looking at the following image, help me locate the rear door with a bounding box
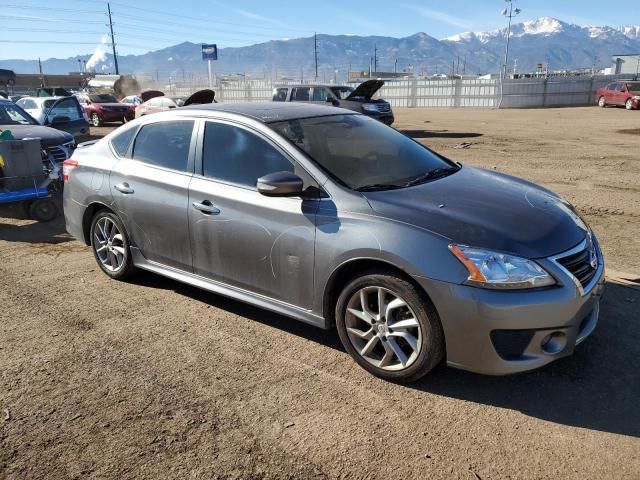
[110,118,196,271]
[310,87,331,104]
[188,119,320,308]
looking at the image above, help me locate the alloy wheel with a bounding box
[93,217,126,272]
[344,286,422,371]
[91,113,100,127]
[598,97,606,107]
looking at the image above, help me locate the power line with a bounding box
[0,3,104,14]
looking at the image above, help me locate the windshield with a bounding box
[270,114,458,190]
[330,86,355,100]
[626,82,640,93]
[89,94,118,103]
[0,103,38,125]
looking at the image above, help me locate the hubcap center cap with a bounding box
[377,324,387,335]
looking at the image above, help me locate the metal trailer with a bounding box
[0,138,61,222]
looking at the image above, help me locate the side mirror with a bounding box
[257,171,304,197]
[326,97,339,106]
[49,115,70,126]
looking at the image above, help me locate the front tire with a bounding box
[335,272,444,383]
[598,96,606,108]
[90,211,136,280]
[91,113,101,127]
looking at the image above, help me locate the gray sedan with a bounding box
[63,103,604,382]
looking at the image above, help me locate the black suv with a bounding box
[272,80,394,125]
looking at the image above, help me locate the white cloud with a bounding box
[410,6,471,30]
[235,8,284,26]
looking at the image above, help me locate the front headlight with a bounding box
[362,103,379,112]
[449,244,555,289]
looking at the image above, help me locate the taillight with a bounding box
[62,159,78,181]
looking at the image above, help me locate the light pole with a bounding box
[501,0,521,80]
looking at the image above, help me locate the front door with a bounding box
[44,97,88,136]
[110,119,196,271]
[188,120,319,309]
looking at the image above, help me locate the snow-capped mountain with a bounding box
[1,17,639,78]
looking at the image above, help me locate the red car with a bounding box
[596,81,640,110]
[75,93,135,126]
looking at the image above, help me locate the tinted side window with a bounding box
[312,88,329,101]
[132,121,194,171]
[47,98,83,121]
[291,87,310,101]
[110,126,136,157]
[272,88,288,102]
[202,122,293,188]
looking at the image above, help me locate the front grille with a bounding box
[46,142,73,162]
[555,240,597,288]
[375,103,391,113]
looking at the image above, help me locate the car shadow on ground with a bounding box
[0,206,73,244]
[133,270,639,438]
[399,129,483,139]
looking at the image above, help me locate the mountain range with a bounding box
[1,17,639,80]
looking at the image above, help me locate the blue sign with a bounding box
[202,44,218,61]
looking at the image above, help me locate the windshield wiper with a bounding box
[355,183,404,192]
[402,166,459,188]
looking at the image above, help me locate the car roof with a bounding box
[275,84,351,89]
[19,96,70,102]
[181,101,354,123]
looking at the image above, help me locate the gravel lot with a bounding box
[1,107,639,479]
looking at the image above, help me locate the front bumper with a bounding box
[413,247,605,375]
[100,110,134,122]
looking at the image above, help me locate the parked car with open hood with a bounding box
[0,98,75,162]
[63,102,603,382]
[135,89,216,118]
[16,96,89,137]
[75,93,134,126]
[273,80,394,125]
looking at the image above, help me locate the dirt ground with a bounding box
[1,107,639,480]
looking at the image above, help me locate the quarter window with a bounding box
[132,121,194,171]
[272,88,288,102]
[202,121,293,188]
[110,126,137,157]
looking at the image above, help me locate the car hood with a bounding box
[94,102,129,108]
[140,90,164,102]
[2,124,74,147]
[184,89,216,105]
[346,80,385,100]
[363,166,588,259]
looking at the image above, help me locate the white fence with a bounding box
[160,74,634,109]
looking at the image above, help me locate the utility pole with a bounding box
[501,0,521,80]
[107,3,119,75]
[374,44,378,73]
[314,33,318,80]
[394,58,398,73]
[38,57,44,87]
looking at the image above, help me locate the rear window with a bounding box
[110,126,136,157]
[626,82,640,93]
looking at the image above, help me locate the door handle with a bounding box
[114,182,134,194]
[192,200,220,215]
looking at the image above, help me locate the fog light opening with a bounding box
[541,332,567,355]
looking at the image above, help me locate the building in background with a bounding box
[612,54,640,75]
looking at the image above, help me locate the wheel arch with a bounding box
[322,257,436,328]
[81,201,115,245]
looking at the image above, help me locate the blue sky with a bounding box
[0,0,637,60]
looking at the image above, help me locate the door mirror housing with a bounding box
[326,97,339,106]
[257,171,304,197]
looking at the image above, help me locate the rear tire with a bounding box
[90,211,136,280]
[598,96,606,108]
[625,99,634,110]
[29,198,58,222]
[335,272,444,383]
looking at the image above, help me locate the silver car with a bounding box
[63,103,605,382]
